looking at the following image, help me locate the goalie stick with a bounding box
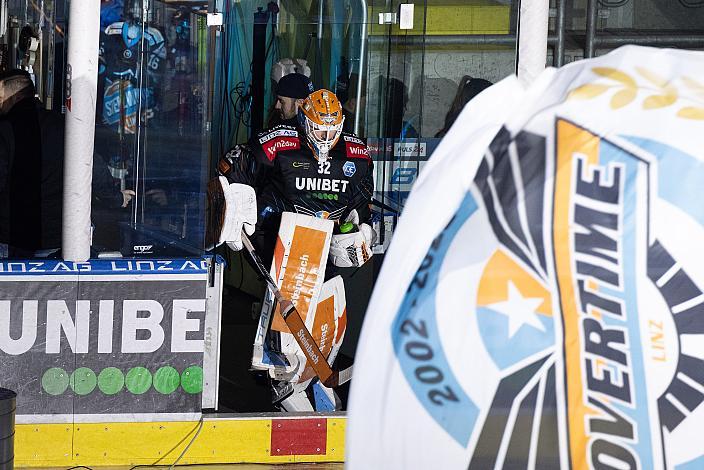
[236,233,353,388]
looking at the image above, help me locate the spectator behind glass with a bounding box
[435,76,493,138]
[366,76,418,139]
[342,73,366,135]
[0,70,43,257]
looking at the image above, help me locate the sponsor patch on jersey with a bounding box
[295,177,350,193]
[259,128,298,144]
[292,161,311,170]
[343,135,365,145]
[345,140,369,160]
[343,161,357,177]
[262,137,300,161]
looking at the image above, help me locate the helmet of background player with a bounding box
[297,89,345,162]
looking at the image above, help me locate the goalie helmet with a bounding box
[298,89,345,162]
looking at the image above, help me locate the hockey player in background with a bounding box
[98,0,166,135]
[267,72,314,128]
[96,0,167,195]
[208,89,376,411]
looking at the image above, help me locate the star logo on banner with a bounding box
[486,281,546,339]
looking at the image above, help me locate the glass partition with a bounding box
[366,0,519,249]
[211,0,372,155]
[1,0,66,259]
[92,0,211,257]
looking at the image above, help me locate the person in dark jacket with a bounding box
[0,70,44,256]
[0,69,133,258]
[435,76,493,138]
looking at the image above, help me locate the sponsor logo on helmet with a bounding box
[315,210,331,219]
[217,158,232,175]
[343,161,357,177]
[321,113,337,124]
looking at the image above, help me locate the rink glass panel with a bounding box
[91,0,210,256]
[364,1,519,247]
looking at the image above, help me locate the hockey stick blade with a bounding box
[238,233,339,386]
[323,365,353,388]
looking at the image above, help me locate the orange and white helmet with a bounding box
[297,89,345,161]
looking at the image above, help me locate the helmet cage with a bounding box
[299,110,344,161]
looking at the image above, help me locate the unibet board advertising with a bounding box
[0,259,208,418]
[348,46,704,469]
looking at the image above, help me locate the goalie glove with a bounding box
[329,211,376,268]
[206,176,257,251]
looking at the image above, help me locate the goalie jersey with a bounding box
[217,125,374,263]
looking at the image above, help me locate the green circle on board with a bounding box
[181,366,203,394]
[70,367,97,395]
[125,367,153,395]
[153,366,180,395]
[42,367,69,396]
[97,367,125,395]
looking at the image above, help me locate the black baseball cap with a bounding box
[276,73,314,99]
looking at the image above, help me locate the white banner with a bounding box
[348,46,704,469]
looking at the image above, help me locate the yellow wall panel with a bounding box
[369,3,511,37]
[16,417,346,467]
[15,424,73,466]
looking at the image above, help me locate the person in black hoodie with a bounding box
[435,76,493,138]
[0,70,43,257]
